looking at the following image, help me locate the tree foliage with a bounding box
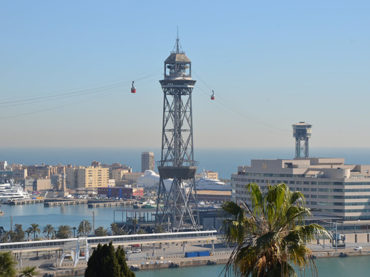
[43,224,55,239]
[111,223,126,235]
[223,183,330,277]
[94,226,108,236]
[0,251,17,277]
[18,266,38,277]
[13,224,25,242]
[29,224,40,240]
[56,225,72,239]
[78,220,92,236]
[85,242,135,277]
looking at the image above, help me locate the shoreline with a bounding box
[38,248,370,276]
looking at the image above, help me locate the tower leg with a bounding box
[295,138,301,158]
[304,138,309,158]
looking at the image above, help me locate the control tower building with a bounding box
[292,122,312,158]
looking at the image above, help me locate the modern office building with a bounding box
[141,152,155,172]
[231,157,370,221]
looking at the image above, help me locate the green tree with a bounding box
[223,183,330,277]
[78,220,92,236]
[154,225,164,233]
[56,225,72,239]
[0,252,17,277]
[18,266,38,277]
[13,224,25,242]
[94,226,108,236]
[43,224,54,239]
[25,228,32,241]
[29,224,40,240]
[111,223,126,235]
[85,242,135,277]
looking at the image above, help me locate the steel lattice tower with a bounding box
[155,37,199,231]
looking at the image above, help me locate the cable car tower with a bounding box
[155,36,199,231]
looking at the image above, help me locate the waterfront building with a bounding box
[196,170,219,180]
[194,177,231,203]
[27,165,58,178]
[231,158,370,221]
[76,166,109,188]
[65,166,78,189]
[111,168,131,182]
[121,172,144,185]
[97,187,144,199]
[25,177,52,191]
[12,167,28,182]
[0,161,8,170]
[141,152,155,172]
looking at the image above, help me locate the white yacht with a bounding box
[0,183,30,203]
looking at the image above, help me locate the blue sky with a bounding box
[1,0,370,148]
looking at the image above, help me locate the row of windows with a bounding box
[234,179,370,187]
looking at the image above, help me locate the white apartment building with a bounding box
[232,158,370,221]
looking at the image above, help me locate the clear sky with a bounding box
[1,0,370,149]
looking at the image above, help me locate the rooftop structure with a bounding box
[292,122,312,158]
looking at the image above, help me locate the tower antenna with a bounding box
[176,26,180,53]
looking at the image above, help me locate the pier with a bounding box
[87,199,135,208]
[44,199,88,207]
[6,199,44,205]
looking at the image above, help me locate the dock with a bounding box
[87,199,135,208]
[44,199,88,207]
[7,199,44,205]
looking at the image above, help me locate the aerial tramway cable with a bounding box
[193,71,290,134]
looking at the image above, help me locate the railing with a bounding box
[0,230,218,251]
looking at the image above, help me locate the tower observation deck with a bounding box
[155,37,199,231]
[292,122,312,158]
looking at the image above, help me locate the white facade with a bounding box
[231,158,370,221]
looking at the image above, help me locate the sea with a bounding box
[1,147,370,179]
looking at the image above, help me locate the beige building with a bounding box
[76,166,109,188]
[232,158,370,221]
[141,152,155,172]
[111,168,131,182]
[25,177,52,192]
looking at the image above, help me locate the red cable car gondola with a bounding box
[131,81,136,93]
[211,90,215,100]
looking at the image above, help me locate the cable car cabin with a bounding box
[131,81,136,93]
[211,90,215,100]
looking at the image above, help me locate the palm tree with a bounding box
[223,183,330,277]
[25,228,32,241]
[18,266,38,277]
[94,226,108,236]
[78,220,92,237]
[43,225,54,240]
[29,224,40,240]
[56,225,72,239]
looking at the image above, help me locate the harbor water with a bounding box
[135,256,370,277]
[0,203,144,231]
